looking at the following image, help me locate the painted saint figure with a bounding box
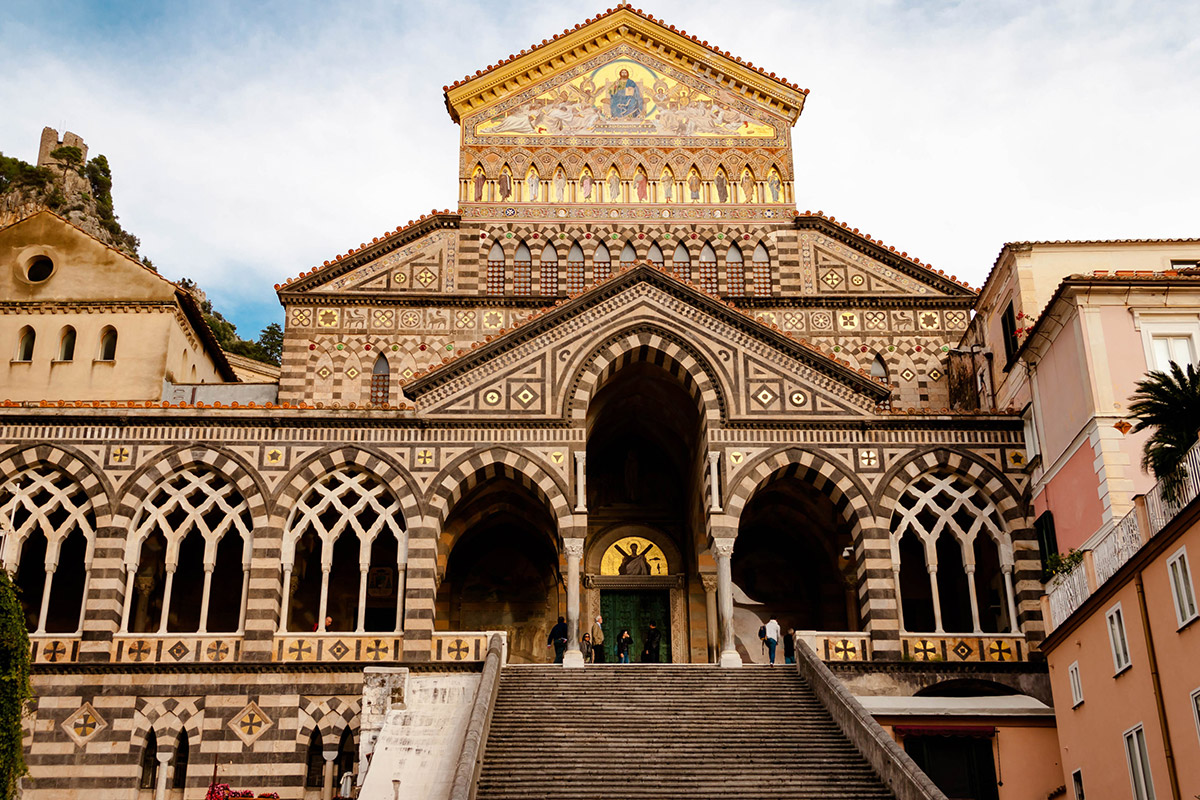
[768,171,781,203]
[526,171,540,202]
[498,171,512,201]
[634,170,648,202]
[609,69,644,118]
[661,169,674,202]
[472,170,486,202]
[615,542,655,576]
[688,171,701,201]
[554,169,566,203]
[607,170,621,203]
[581,170,593,201]
[741,171,755,203]
[715,171,728,203]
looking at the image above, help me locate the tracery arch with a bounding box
[593,242,612,283]
[282,466,407,633]
[750,241,771,296]
[670,242,690,280]
[0,465,96,633]
[699,242,718,294]
[122,466,254,634]
[889,471,1018,634]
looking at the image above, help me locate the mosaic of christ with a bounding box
[475,58,776,138]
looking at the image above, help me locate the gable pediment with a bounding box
[404,267,888,422]
[465,46,786,148]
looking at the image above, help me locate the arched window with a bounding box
[2,466,96,634]
[620,242,637,268]
[98,327,117,361]
[305,729,324,788]
[670,243,690,279]
[699,243,718,294]
[514,241,532,296]
[125,468,253,634]
[15,327,35,362]
[486,241,505,295]
[890,473,1018,634]
[172,730,189,789]
[726,243,745,297]
[283,468,406,633]
[751,242,771,296]
[647,243,664,268]
[370,355,390,405]
[539,244,559,295]
[140,729,159,790]
[871,354,889,383]
[566,242,585,293]
[58,326,76,361]
[335,727,356,788]
[593,243,612,282]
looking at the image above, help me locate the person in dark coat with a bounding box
[580,632,594,663]
[547,616,568,663]
[784,627,796,664]
[642,621,662,663]
[616,629,633,664]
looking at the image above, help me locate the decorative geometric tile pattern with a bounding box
[229,701,273,747]
[62,702,106,747]
[317,308,339,327]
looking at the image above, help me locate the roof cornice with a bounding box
[443,6,806,125]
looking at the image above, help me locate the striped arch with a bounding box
[274,445,422,539]
[296,696,360,751]
[568,326,727,425]
[0,443,113,527]
[429,447,571,532]
[116,445,270,533]
[725,448,873,529]
[129,697,205,755]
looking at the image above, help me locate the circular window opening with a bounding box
[26,256,54,283]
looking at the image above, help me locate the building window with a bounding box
[699,242,717,294]
[1068,661,1084,707]
[647,242,663,268]
[593,242,612,283]
[1150,334,1196,372]
[619,241,637,268]
[172,730,189,789]
[1107,603,1132,673]
[305,729,324,788]
[139,729,159,790]
[1072,768,1085,799]
[539,243,558,295]
[370,355,390,406]
[566,242,585,294]
[98,327,117,361]
[670,242,690,280]
[726,243,745,297]
[513,242,532,296]
[25,255,54,283]
[902,732,999,800]
[1167,547,1198,627]
[1000,301,1019,366]
[486,241,505,295]
[58,326,76,361]
[15,326,35,362]
[1192,687,1200,747]
[751,242,771,295]
[1035,511,1058,576]
[1123,724,1157,800]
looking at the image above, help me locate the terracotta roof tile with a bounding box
[442,4,808,97]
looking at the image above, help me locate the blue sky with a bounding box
[2,0,1198,336]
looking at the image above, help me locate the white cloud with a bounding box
[2,0,1196,332]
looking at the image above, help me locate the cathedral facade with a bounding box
[1,7,1046,798]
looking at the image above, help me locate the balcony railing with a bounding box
[1046,436,1200,631]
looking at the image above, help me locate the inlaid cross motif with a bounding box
[448,639,470,660]
[43,640,67,662]
[913,640,938,660]
[988,641,1012,662]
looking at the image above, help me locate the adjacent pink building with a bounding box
[962,241,1200,800]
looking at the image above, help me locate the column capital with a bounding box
[711,538,735,559]
[700,573,718,593]
[562,538,584,560]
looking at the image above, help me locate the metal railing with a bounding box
[1047,436,1200,630]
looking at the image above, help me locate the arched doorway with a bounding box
[435,477,560,663]
[583,357,706,663]
[732,474,859,662]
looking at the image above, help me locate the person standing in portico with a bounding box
[764,617,781,665]
[547,616,568,663]
[591,614,606,663]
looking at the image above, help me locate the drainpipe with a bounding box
[1134,572,1180,800]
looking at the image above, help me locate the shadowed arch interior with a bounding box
[436,477,560,663]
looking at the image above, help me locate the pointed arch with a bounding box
[699,241,718,294]
[98,326,117,361]
[486,240,505,295]
[647,242,664,267]
[370,354,390,405]
[429,447,572,533]
[513,240,532,296]
[15,326,34,362]
[871,353,889,383]
[593,241,612,282]
[566,241,585,293]
[750,241,771,296]
[670,242,690,279]
[619,241,637,267]
[726,242,745,296]
[539,242,559,296]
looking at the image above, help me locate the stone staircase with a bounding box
[477,664,898,799]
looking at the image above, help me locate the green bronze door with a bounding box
[600,590,670,662]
